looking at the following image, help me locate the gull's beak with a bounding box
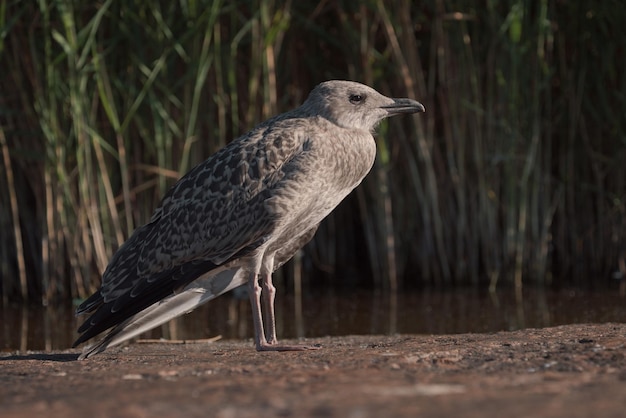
[381,98,425,114]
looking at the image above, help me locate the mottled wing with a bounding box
[100,120,308,300]
[74,117,314,345]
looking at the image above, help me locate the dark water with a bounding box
[1,287,625,352]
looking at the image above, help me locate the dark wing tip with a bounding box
[73,259,220,348]
[75,291,105,316]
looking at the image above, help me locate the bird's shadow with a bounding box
[0,352,79,362]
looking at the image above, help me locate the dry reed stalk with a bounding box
[0,127,28,301]
[0,1,624,304]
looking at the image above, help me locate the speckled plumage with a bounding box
[74,80,425,358]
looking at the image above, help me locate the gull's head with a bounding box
[301,80,425,132]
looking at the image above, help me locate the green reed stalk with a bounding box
[0,1,624,304]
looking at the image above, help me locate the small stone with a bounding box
[122,374,143,380]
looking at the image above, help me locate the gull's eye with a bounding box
[349,94,365,105]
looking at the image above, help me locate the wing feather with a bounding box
[99,119,307,301]
[74,116,316,346]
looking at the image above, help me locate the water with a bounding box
[1,287,625,352]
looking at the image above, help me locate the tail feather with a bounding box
[74,259,221,345]
[78,267,246,359]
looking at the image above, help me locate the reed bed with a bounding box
[0,1,624,304]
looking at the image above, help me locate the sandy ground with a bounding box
[1,323,625,417]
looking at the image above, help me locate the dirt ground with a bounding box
[1,323,625,418]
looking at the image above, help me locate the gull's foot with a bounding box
[255,342,322,352]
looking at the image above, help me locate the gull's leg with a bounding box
[250,270,320,352]
[247,272,268,350]
[261,271,278,344]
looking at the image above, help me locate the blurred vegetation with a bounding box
[0,0,624,305]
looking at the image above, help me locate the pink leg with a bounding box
[248,271,320,352]
[247,272,267,349]
[261,272,278,344]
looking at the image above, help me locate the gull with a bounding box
[73,80,425,359]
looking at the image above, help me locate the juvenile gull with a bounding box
[73,80,425,359]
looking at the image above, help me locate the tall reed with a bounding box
[0,1,624,304]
